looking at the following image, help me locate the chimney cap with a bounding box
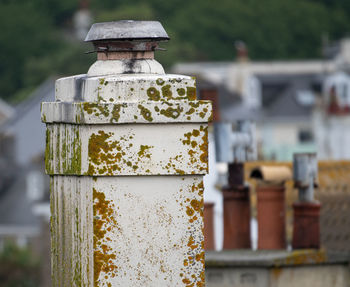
[85,20,169,42]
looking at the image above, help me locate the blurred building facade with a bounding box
[0,78,54,243]
[174,38,350,162]
[0,79,54,285]
[314,71,350,160]
[174,38,350,252]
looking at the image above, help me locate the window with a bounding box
[298,129,313,143]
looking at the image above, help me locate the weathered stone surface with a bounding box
[205,250,350,287]
[55,74,196,103]
[43,73,210,287]
[41,101,212,124]
[45,123,209,176]
[43,21,210,286]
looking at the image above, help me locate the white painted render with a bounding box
[43,58,211,286]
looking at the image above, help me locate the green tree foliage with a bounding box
[0,242,40,287]
[0,2,56,101]
[0,0,90,102]
[1,0,350,102]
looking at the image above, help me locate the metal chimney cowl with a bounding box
[85,20,169,76]
[292,152,321,249]
[41,20,211,286]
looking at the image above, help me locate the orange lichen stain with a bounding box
[208,110,213,122]
[198,126,208,171]
[189,101,200,108]
[163,154,186,174]
[186,207,194,216]
[185,107,195,116]
[161,84,172,99]
[199,111,206,118]
[83,103,109,117]
[147,87,160,101]
[87,131,120,175]
[181,273,204,287]
[110,104,123,123]
[87,130,142,175]
[137,145,153,158]
[159,262,167,273]
[138,104,153,122]
[180,126,208,172]
[156,78,165,86]
[177,88,186,96]
[93,188,118,286]
[88,131,115,164]
[186,87,197,100]
[187,236,198,250]
[195,251,205,262]
[160,106,184,119]
[192,130,200,137]
[197,272,205,286]
[272,267,283,279]
[283,249,326,266]
[198,106,209,119]
[175,168,185,175]
[179,179,206,284]
[190,199,204,217]
[188,149,195,158]
[198,182,204,197]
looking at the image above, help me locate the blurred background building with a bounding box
[174,39,350,162]
[1,0,350,286]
